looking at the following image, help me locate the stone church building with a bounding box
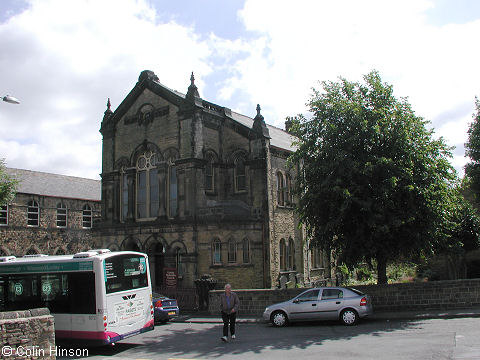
[94,70,327,290]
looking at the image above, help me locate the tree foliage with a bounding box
[0,159,17,206]
[465,98,480,207]
[289,70,458,284]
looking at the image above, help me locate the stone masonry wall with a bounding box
[0,308,55,360]
[208,278,480,316]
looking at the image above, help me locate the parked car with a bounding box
[153,293,180,323]
[263,287,372,327]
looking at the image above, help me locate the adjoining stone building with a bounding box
[0,168,101,256]
[94,70,328,289]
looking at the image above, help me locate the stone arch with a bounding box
[105,242,120,251]
[0,246,11,256]
[53,247,67,255]
[144,234,167,288]
[130,141,163,166]
[25,245,41,256]
[164,147,179,162]
[115,156,130,170]
[120,236,142,252]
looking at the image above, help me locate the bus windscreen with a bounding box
[104,255,148,294]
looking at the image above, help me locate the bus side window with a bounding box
[6,275,42,310]
[69,273,95,314]
[41,274,69,313]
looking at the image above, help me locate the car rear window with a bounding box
[347,287,364,295]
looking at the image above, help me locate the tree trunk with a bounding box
[377,256,387,284]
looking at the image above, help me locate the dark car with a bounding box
[153,294,180,323]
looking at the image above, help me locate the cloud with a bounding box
[0,0,214,179]
[222,0,480,174]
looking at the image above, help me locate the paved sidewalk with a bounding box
[171,307,480,324]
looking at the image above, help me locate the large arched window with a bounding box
[279,239,286,271]
[136,151,159,219]
[228,238,237,264]
[276,172,285,206]
[82,204,93,229]
[212,239,222,265]
[56,202,67,228]
[167,158,178,217]
[234,156,246,192]
[27,200,39,227]
[175,248,185,277]
[120,168,129,221]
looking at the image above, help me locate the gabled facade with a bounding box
[94,70,326,289]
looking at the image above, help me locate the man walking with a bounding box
[220,283,240,342]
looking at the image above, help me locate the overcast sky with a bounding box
[1,0,479,179]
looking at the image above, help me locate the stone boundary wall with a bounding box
[208,278,480,316]
[0,308,55,360]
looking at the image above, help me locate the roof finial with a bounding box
[256,104,261,116]
[190,72,195,86]
[107,98,111,111]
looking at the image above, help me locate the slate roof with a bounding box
[6,168,101,201]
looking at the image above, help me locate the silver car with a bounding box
[263,287,373,326]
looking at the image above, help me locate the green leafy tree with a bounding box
[0,159,17,206]
[465,98,480,207]
[289,70,458,284]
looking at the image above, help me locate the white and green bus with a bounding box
[0,250,154,346]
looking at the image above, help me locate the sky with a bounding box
[0,0,479,180]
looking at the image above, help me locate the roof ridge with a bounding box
[7,168,100,182]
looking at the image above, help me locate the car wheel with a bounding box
[340,309,358,326]
[271,311,288,327]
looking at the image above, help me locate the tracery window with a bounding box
[242,238,250,264]
[136,151,159,219]
[167,158,178,217]
[121,168,129,221]
[205,154,214,192]
[212,239,222,265]
[228,238,237,264]
[277,172,285,206]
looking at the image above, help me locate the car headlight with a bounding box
[264,307,270,313]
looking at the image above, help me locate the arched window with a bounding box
[136,152,159,219]
[312,247,324,268]
[288,238,295,270]
[121,168,129,221]
[234,157,246,192]
[276,172,285,206]
[56,202,67,228]
[175,248,184,277]
[27,200,39,227]
[279,239,286,271]
[205,154,214,192]
[212,239,222,265]
[0,205,8,226]
[242,238,250,264]
[82,204,92,229]
[285,173,293,206]
[168,158,178,217]
[228,238,237,264]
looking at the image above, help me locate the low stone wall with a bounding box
[0,308,55,359]
[208,278,480,316]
